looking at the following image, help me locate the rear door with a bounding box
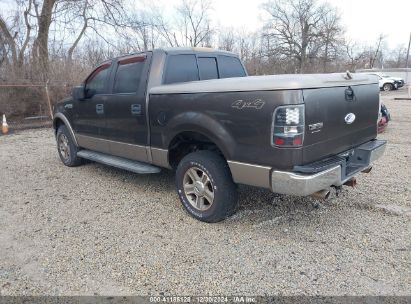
[302,83,380,163]
[103,53,151,162]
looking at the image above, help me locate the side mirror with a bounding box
[85,88,96,99]
[72,86,85,100]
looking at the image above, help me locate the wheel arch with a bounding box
[167,130,230,169]
[165,112,235,167]
[53,113,78,146]
[383,82,394,90]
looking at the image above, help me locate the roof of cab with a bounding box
[99,47,238,67]
[153,47,238,56]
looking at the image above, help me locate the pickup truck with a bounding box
[53,47,386,222]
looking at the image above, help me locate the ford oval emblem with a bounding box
[344,113,356,124]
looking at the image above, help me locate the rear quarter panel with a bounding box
[148,90,304,170]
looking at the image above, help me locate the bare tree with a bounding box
[0,0,34,70]
[262,0,342,73]
[175,0,213,47]
[0,17,18,67]
[318,7,343,72]
[128,12,155,51]
[66,0,90,60]
[344,39,360,71]
[218,28,236,52]
[237,30,253,62]
[149,6,180,47]
[32,0,58,79]
[57,0,128,61]
[370,34,385,69]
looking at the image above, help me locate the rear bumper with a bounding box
[271,139,386,195]
[271,165,342,196]
[228,139,386,196]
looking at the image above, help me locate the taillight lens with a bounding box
[272,105,305,147]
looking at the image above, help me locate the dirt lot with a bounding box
[0,89,410,296]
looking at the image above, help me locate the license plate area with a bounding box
[294,139,386,180]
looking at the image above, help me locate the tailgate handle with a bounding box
[345,87,355,101]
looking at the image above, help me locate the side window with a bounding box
[113,60,145,94]
[198,57,218,80]
[218,56,246,79]
[164,54,199,84]
[85,65,110,95]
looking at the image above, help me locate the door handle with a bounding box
[96,103,104,114]
[131,104,142,115]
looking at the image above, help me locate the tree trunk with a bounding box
[0,17,18,67]
[32,0,56,80]
[18,1,33,67]
[68,1,89,61]
[68,20,88,61]
[323,41,329,73]
[300,23,309,73]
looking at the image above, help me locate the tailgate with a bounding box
[302,83,379,164]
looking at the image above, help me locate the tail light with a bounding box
[271,105,305,147]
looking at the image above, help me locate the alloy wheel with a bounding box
[183,167,215,211]
[58,133,70,162]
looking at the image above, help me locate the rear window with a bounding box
[113,61,145,94]
[164,54,199,84]
[198,57,218,80]
[218,56,246,78]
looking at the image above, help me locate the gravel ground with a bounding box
[0,91,410,296]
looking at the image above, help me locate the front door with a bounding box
[103,53,151,162]
[72,62,112,153]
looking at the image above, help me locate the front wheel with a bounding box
[383,83,393,91]
[176,151,238,223]
[56,125,82,167]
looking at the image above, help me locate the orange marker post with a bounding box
[2,114,9,135]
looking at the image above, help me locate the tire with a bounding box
[56,125,82,167]
[383,83,393,91]
[176,151,238,223]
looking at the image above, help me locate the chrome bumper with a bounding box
[271,139,387,196]
[271,165,342,196]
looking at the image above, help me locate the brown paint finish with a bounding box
[55,48,381,173]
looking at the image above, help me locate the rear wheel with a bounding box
[383,83,393,91]
[56,125,82,167]
[176,151,238,223]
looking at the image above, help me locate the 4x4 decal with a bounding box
[231,99,265,110]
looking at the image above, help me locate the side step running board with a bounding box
[77,150,161,174]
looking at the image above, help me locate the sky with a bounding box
[162,0,411,49]
[1,0,410,49]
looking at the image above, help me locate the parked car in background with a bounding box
[380,74,405,88]
[367,72,405,91]
[379,78,397,91]
[378,103,391,133]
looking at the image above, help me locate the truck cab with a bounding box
[55,48,246,161]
